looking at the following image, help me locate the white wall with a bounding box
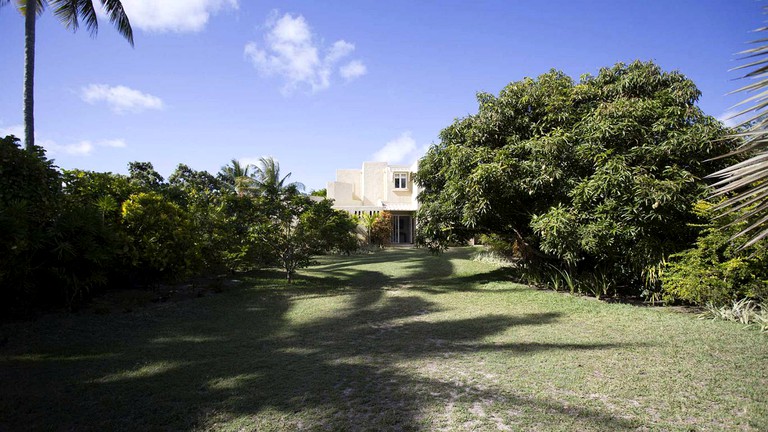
[329,161,419,210]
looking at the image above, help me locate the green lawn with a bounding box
[1,247,766,431]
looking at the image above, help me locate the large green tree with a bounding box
[416,61,737,293]
[1,0,133,150]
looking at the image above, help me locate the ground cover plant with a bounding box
[1,248,765,431]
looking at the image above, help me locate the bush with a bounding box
[661,202,768,306]
[43,200,119,309]
[253,194,359,282]
[0,136,62,311]
[121,192,197,282]
[370,211,392,247]
[0,146,365,313]
[478,234,518,259]
[301,199,359,254]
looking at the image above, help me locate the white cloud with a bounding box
[327,40,355,63]
[51,140,95,156]
[0,124,24,140]
[237,156,273,168]
[0,124,125,156]
[340,60,367,81]
[99,139,127,148]
[81,84,163,114]
[373,132,419,164]
[46,139,128,156]
[244,12,367,94]
[107,0,238,33]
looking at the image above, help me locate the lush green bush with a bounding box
[661,202,768,306]
[1,138,362,313]
[416,61,737,296]
[478,234,519,259]
[253,193,359,282]
[217,193,273,272]
[61,169,132,215]
[0,136,62,310]
[370,211,392,247]
[43,199,119,309]
[301,199,359,254]
[121,192,197,282]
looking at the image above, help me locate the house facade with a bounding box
[327,161,419,244]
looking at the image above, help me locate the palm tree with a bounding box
[218,159,256,196]
[253,156,305,196]
[708,9,768,248]
[1,0,133,151]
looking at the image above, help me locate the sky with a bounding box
[0,0,763,191]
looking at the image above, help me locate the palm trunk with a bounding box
[23,0,36,151]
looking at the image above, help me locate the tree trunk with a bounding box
[23,0,36,151]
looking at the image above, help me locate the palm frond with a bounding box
[48,0,132,45]
[77,0,98,37]
[50,0,79,33]
[708,7,768,248]
[99,0,133,46]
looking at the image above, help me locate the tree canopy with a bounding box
[415,61,737,292]
[1,137,360,313]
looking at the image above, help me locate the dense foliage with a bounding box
[357,212,392,247]
[0,136,62,308]
[254,195,358,282]
[0,137,359,314]
[661,202,768,306]
[416,61,737,296]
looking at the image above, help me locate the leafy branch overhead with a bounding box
[708,11,768,248]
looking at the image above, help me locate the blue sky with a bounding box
[0,1,762,190]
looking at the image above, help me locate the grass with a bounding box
[1,247,766,431]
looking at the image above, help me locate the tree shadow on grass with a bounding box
[1,276,647,431]
[312,248,456,282]
[410,267,520,294]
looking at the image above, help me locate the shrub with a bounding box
[43,201,118,309]
[661,202,768,306]
[300,199,359,254]
[121,192,197,282]
[0,136,62,311]
[253,194,359,282]
[370,211,392,247]
[478,234,518,259]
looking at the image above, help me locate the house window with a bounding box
[394,173,408,190]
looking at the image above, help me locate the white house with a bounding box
[327,161,419,244]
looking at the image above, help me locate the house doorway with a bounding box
[391,214,413,244]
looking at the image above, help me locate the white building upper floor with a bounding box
[327,161,419,214]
